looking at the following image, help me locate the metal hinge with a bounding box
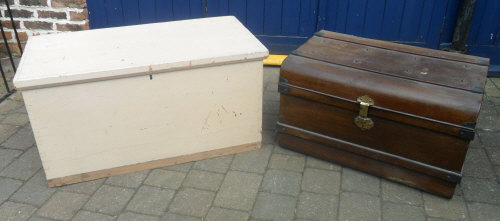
[459,122,476,140]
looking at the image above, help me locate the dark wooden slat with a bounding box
[279,94,469,172]
[281,55,482,126]
[316,30,489,65]
[298,35,488,92]
[278,133,456,198]
[281,83,472,139]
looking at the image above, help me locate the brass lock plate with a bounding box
[354,95,374,130]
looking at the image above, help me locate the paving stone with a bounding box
[477,130,500,147]
[296,192,338,221]
[37,191,89,220]
[0,124,21,144]
[8,93,24,102]
[263,67,280,85]
[467,202,500,221]
[72,210,115,221]
[262,131,276,144]
[14,105,27,114]
[476,109,500,130]
[0,148,22,171]
[486,79,500,97]
[263,114,279,130]
[273,144,305,157]
[117,212,159,221]
[261,169,301,196]
[263,91,280,102]
[263,100,280,114]
[230,144,272,174]
[469,134,483,148]
[339,192,381,221]
[143,169,186,189]
[206,207,249,221]
[126,185,175,216]
[495,166,500,183]
[461,177,500,204]
[161,213,201,221]
[27,216,57,221]
[0,201,37,221]
[168,188,215,218]
[265,82,278,92]
[305,156,341,171]
[463,148,495,179]
[485,145,500,165]
[214,171,263,211]
[0,147,41,180]
[105,170,149,188]
[0,100,23,114]
[60,178,105,195]
[83,185,135,215]
[192,155,233,173]
[0,177,23,204]
[423,194,468,220]
[2,113,29,126]
[1,125,35,150]
[161,162,193,172]
[382,202,425,221]
[381,180,423,206]
[301,168,340,195]
[268,153,305,172]
[426,218,455,221]
[251,192,296,221]
[341,167,380,195]
[10,171,56,206]
[182,169,224,191]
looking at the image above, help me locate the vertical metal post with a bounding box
[449,0,478,52]
[0,20,16,72]
[5,0,22,55]
[0,59,10,93]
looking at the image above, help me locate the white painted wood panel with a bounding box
[13,16,268,90]
[23,61,263,180]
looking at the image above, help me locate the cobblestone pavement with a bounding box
[0,67,499,221]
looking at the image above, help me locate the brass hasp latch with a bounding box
[354,95,374,130]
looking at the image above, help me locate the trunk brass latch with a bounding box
[354,95,374,130]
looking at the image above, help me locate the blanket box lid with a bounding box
[13,16,269,90]
[279,30,489,140]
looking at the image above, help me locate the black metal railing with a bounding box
[0,0,23,102]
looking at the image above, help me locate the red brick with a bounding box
[38,10,67,19]
[24,21,53,30]
[52,0,86,8]
[2,20,21,29]
[69,9,87,21]
[8,9,33,18]
[0,42,25,56]
[0,31,12,40]
[19,0,47,6]
[56,22,89,31]
[0,0,15,6]
[16,32,29,41]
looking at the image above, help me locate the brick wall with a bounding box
[0,0,88,55]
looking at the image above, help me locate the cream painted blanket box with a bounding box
[13,16,269,187]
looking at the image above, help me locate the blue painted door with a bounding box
[87,0,499,71]
[466,0,500,73]
[317,0,454,49]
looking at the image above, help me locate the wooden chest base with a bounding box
[48,142,260,187]
[278,127,457,198]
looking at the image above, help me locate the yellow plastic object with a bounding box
[263,54,288,66]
